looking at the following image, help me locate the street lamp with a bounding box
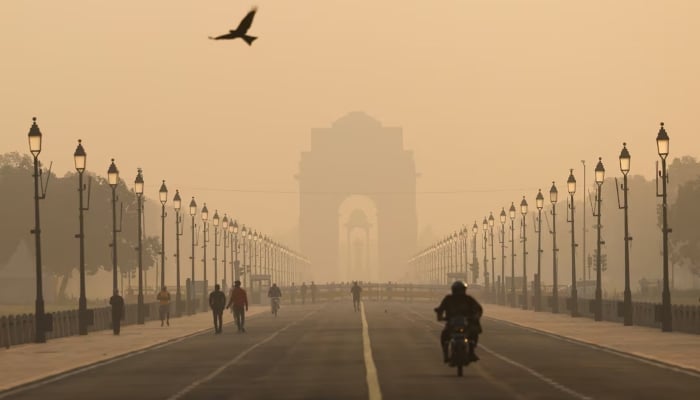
[134,169,145,324]
[173,190,183,317]
[240,224,247,284]
[74,140,90,335]
[460,226,468,284]
[222,214,228,291]
[509,202,516,307]
[656,123,672,332]
[488,213,495,294]
[520,197,529,309]
[567,170,579,317]
[212,210,220,289]
[233,221,240,282]
[534,189,544,311]
[616,144,632,326]
[550,181,559,313]
[107,158,120,295]
[482,217,489,291]
[499,208,507,305]
[28,118,48,343]
[247,228,253,291]
[188,197,197,315]
[159,181,168,289]
[201,203,209,312]
[471,221,479,285]
[593,158,605,321]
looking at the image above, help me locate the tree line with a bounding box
[0,152,161,300]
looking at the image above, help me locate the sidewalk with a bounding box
[485,304,700,374]
[0,306,266,393]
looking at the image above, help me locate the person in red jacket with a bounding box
[226,280,249,333]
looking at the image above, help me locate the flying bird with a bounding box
[209,7,258,45]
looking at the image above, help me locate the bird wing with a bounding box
[235,7,257,33]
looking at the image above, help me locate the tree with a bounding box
[667,177,700,277]
[0,152,161,299]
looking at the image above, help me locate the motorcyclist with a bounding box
[268,283,282,313]
[434,281,483,363]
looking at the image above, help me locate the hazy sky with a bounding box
[2,1,699,244]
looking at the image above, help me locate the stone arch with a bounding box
[297,112,417,282]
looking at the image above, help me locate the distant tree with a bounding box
[0,152,161,299]
[0,153,35,266]
[667,177,700,277]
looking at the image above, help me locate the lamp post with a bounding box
[235,223,242,282]
[28,118,47,343]
[461,227,468,284]
[73,140,89,335]
[534,190,544,311]
[593,158,605,321]
[212,210,220,288]
[228,221,235,283]
[656,123,672,332]
[508,203,516,307]
[499,208,506,305]
[134,169,145,324]
[520,197,529,310]
[222,214,228,291]
[471,222,479,285]
[159,181,168,289]
[201,204,209,312]
[247,229,253,290]
[567,171,579,317]
[173,190,183,317]
[616,144,632,325]
[108,159,120,294]
[550,182,559,313]
[188,197,197,314]
[482,218,489,291]
[488,213,495,294]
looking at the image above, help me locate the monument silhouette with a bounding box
[297,112,417,281]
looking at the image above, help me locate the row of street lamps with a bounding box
[408,123,673,332]
[25,117,310,343]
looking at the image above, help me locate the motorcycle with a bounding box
[443,316,472,376]
[270,297,280,317]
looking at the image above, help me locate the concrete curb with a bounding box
[484,316,700,377]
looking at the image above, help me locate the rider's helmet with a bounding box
[451,280,467,295]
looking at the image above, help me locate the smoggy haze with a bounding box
[1,0,698,240]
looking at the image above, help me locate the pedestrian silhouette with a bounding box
[157,286,171,327]
[209,6,258,45]
[226,280,249,333]
[110,289,124,335]
[209,284,226,334]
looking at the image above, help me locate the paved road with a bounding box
[2,301,699,400]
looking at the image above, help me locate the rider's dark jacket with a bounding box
[435,293,483,335]
[268,286,282,298]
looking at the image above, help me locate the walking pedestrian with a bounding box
[110,288,125,335]
[351,281,362,312]
[157,286,171,326]
[300,282,308,305]
[226,280,249,333]
[209,284,226,334]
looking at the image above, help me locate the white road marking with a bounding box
[486,317,700,379]
[480,345,593,400]
[167,310,317,400]
[407,308,593,400]
[361,301,383,400]
[0,326,217,399]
